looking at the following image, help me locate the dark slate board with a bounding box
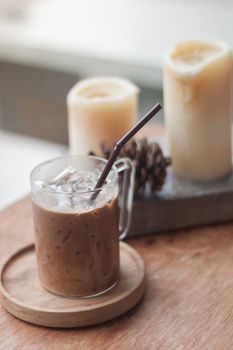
[129,162,233,237]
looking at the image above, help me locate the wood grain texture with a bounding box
[1,197,233,349]
[0,242,145,328]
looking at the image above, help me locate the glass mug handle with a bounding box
[114,158,135,240]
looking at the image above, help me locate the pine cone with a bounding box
[91,138,171,195]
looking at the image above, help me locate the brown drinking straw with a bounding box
[91,103,162,201]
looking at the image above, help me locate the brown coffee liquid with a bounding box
[32,198,119,297]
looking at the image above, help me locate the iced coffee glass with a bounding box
[30,155,134,298]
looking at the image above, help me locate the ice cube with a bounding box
[58,193,78,210]
[48,166,76,186]
[36,190,58,208]
[57,182,74,194]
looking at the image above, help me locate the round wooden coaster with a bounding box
[0,242,145,328]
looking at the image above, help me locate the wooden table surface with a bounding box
[1,196,233,350]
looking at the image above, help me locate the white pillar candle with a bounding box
[67,77,139,155]
[164,39,232,180]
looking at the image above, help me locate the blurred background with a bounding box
[1,0,233,207]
